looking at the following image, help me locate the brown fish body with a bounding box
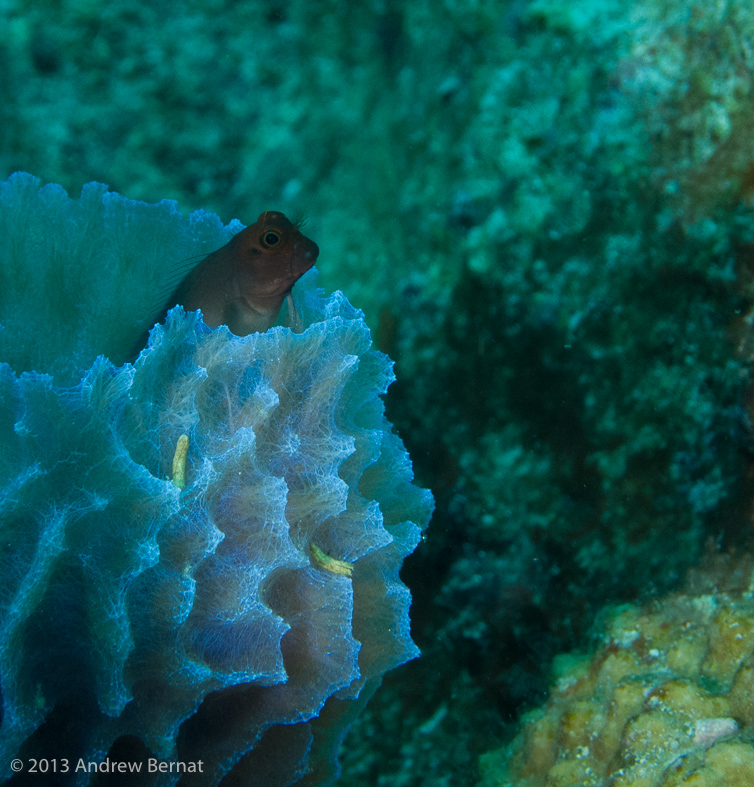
[170,211,318,335]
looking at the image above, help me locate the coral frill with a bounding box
[0,174,433,785]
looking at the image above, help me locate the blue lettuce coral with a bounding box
[0,173,433,784]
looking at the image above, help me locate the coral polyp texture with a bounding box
[0,173,433,785]
[480,560,754,787]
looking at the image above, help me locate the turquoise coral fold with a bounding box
[0,174,433,785]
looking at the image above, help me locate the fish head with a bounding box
[233,211,319,299]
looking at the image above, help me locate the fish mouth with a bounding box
[304,240,319,261]
[295,240,319,273]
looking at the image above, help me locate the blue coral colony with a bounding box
[0,173,433,785]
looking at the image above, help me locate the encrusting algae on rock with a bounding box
[479,553,754,787]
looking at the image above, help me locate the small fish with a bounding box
[133,211,318,357]
[167,211,319,335]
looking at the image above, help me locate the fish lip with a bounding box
[299,242,318,266]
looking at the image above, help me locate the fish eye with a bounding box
[260,230,282,248]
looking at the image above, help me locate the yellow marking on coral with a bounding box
[309,543,353,578]
[172,434,189,490]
